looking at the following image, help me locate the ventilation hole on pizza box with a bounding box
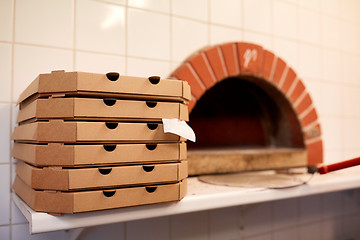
[103,144,116,152]
[105,122,118,129]
[145,186,157,193]
[142,166,155,172]
[146,101,157,108]
[106,72,119,81]
[98,168,112,175]
[147,123,158,130]
[103,99,116,106]
[146,144,157,151]
[148,76,160,85]
[103,190,116,197]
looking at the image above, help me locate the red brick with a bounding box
[172,64,205,100]
[289,80,306,103]
[189,54,216,89]
[280,68,297,94]
[304,123,322,140]
[272,58,287,85]
[262,50,275,80]
[237,42,263,75]
[296,93,312,115]
[301,108,318,127]
[307,140,323,165]
[204,46,227,81]
[220,43,240,76]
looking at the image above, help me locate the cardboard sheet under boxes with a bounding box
[12,71,190,214]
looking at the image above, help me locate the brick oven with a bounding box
[171,42,323,176]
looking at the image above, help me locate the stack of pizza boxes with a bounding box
[12,70,190,214]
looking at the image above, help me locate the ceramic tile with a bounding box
[321,218,343,240]
[76,0,125,54]
[75,51,125,74]
[298,0,320,11]
[340,0,359,23]
[299,222,321,240]
[298,8,320,44]
[342,189,360,215]
[323,150,342,164]
[11,103,18,133]
[343,54,360,85]
[298,43,322,80]
[342,214,360,240]
[341,21,360,54]
[12,202,28,224]
[127,8,170,60]
[273,198,298,230]
[13,44,73,102]
[209,207,239,240]
[321,117,342,151]
[209,0,242,28]
[298,194,322,224]
[0,164,10,225]
[243,31,272,51]
[273,37,298,69]
[321,191,343,219]
[242,202,272,237]
[127,57,170,78]
[0,0,12,42]
[12,224,65,240]
[321,15,342,49]
[322,49,342,84]
[273,0,298,39]
[243,233,272,240]
[172,17,208,62]
[321,0,340,17]
[79,223,125,240]
[343,118,360,151]
[0,226,10,240]
[15,0,73,48]
[343,86,360,117]
[321,83,342,116]
[171,211,208,240]
[210,25,242,45]
[243,0,271,34]
[0,104,10,163]
[127,217,169,240]
[128,0,169,13]
[0,43,11,102]
[273,227,298,240]
[172,0,208,22]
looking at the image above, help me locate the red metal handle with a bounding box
[318,156,360,174]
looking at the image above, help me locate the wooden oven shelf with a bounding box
[13,166,360,235]
[187,147,307,175]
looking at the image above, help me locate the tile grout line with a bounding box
[124,0,128,75]
[9,0,17,235]
[72,0,77,71]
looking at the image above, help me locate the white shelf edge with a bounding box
[13,171,360,234]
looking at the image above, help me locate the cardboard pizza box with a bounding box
[12,120,184,143]
[18,70,191,105]
[13,176,187,214]
[12,142,186,167]
[17,97,188,123]
[16,160,188,191]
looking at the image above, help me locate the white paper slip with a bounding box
[162,118,196,142]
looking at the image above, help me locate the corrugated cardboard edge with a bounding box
[180,142,187,160]
[182,81,192,102]
[178,161,188,181]
[17,76,40,105]
[179,179,187,200]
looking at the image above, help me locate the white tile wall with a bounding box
[15,0,73,48]
[128,8,170,60]
[3,1,360,239]
[76,0,125,54]
[0,43,12,103]
[0,0,13,42]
